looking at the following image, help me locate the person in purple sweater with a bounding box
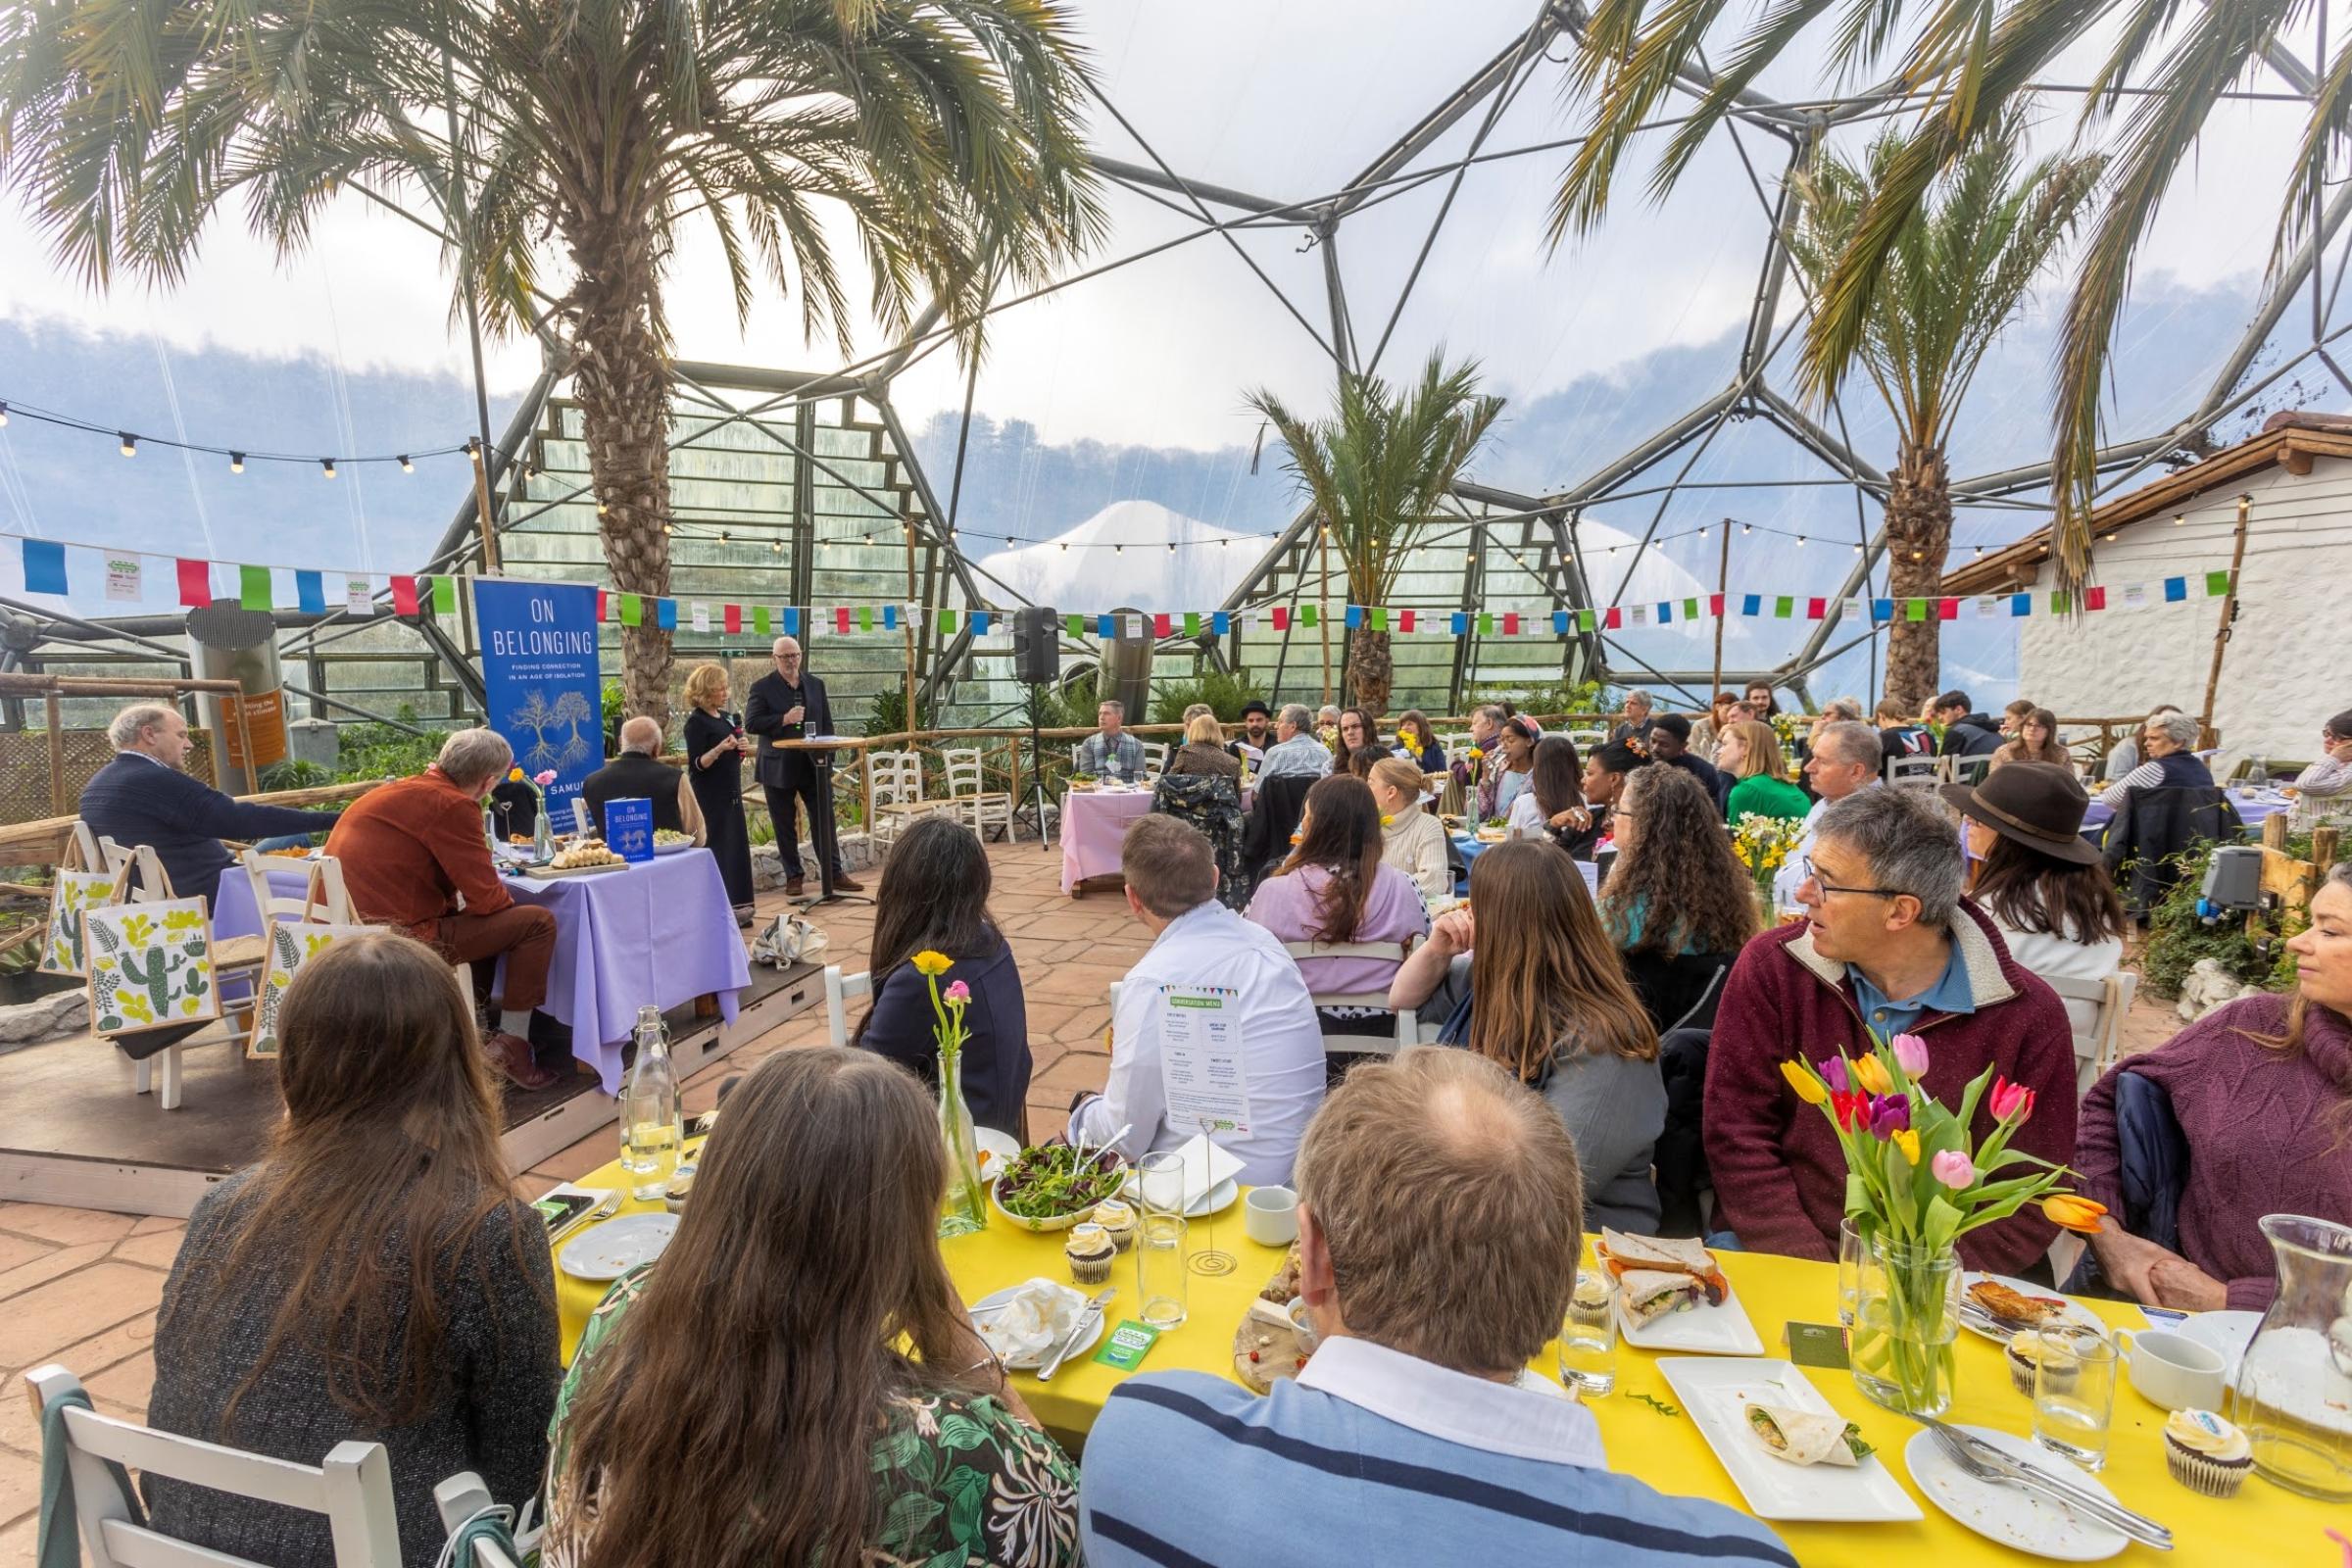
[2079,862,2352,1311]
[1246,774,1428,1035]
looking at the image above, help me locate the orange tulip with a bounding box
[2042,1194,2108,1234]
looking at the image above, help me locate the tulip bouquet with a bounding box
[1780,1033,2105,1415]
[913,951,989,1238]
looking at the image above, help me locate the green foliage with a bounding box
[1026,670,1099,733]
[1468,676,1605,719]
[331,723,447,784]
[863,686,938,738]
[2137,837,2305,1001]
[257,759,331,792]
[1150,668,1267,725]
[602,681,627,754]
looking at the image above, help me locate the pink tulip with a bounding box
[944,979,971,1005]
[1931,1150,1976,1189]
[1891,1033,1930,1076]
[1989,1075,2035,1124]
[534,769,558,787]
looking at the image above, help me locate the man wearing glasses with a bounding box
[1702,788,2077,1275]
[2288,708,2352,823]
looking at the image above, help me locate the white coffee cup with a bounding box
[2115,1327,2228,1411]
[1245,1185,1299,1247]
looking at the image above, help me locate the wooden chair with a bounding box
[943,746,1019,843]
[25,1362,402,1567]
[1568,727,1607,751]
[116,847,258,1110]
[434,1471,526,1568]
[239,847,354,928]
[1141,741,1171,781]
[1885,754,1944,793]
[1280,940,1422,1054]
[2037,968,2140,1096]
[823,964,873,1050]
[867,750,950,853]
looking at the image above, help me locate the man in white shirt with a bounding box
[1068,814,1325,1186]
[1773,720,1880,908]
[1253,702,1334,782]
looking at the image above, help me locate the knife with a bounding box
[1918,1416,2172,1548]
[1038,1289,1115,1383]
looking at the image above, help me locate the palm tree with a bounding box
[1245,354,1503,715]
[0,0,1102,725]
[1550,0,2348,588]
[1782,117,2100,705]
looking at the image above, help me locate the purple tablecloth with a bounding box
[212,862,315,942]
[1059,786,1254,894]
[501,849,753,1092]
[2080,787,2288,836]
[1450,834,1599,894]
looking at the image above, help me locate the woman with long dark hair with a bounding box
[855,814,1030,1137]
[1248,773,1428,1017]
[146,932,558,1566]
[1944,763,2124,1041]
[1989,706,2071,770]
[1388,842,1665,1231]
[1394,709,1445,772]
[1506,734,1586,842]
[1598,764,1757,958]
[544,1049,1081,1568]
[1475,713,1542,822]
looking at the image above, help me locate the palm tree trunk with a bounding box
[1348,625,1393,715]
[1882,437,1953,710]
[563,210,674,730]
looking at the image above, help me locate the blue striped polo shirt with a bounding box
[1079,1337,1795,1567]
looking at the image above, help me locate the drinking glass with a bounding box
[1836,1217,1864,1328]
[2034,1325,2118,1471]
[1557,1268,1619,1396]
[1135,1151,1189,1329]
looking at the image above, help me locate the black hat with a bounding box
[1939,761,2102,866]
[1240,699,1271,718]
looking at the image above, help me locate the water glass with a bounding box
[1837,1217,1864,1328]
[1136,1152,1190,1329]
[2034,1325,2119,1471]
[1557,1268,1619,1396]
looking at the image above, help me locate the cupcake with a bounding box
[1091,1199,1138,1252]
[2004,1335,2047,1396]
[2163,1409,2253,1497]
[1065,1223,1115,1285]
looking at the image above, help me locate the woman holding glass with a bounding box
[683,662,756,922]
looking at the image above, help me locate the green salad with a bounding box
[996,1144,1127,1219]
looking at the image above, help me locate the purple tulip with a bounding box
[1818,1055,1849,1094]
[1868,1094,1910,1139]
[1891,1032,1930,1076]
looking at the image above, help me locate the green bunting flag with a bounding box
[1577,610,1596,633]
[754,606,770,636]
[1066,613,1085,638]
[2051,590,2073,614]
[2205,569,2231,597]
[938,608,956,633]
[1299,605,1319,628]
[1477,612,1494,636]
[1773,596,1794,619]
[857,605,873,631]
[1682,597,1699,619]
[619,593,643,626]
[239,564,271,611]
[1906,598,1929,621]
[430,576,458,614]
[1184,611,1201,637]
[1368,607,1388,632]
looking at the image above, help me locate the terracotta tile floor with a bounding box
[0,837,2190,1544]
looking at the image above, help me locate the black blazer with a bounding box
[857,932,1031,1138]
[744,669,835,787]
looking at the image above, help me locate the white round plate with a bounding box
[558,1211,678,1282]
[2171,1309,2262,1377]
[653,839,695,856]
[1960,1272,2106,1343]
[974,1127,1021,1181]
[972,1284,1103,1369]
[1903,1425,2126,1561]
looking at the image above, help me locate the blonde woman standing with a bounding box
[683,662,756,920]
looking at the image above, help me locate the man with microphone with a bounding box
[745,635,861,896]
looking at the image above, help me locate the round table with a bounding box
[1060,784,1253,895]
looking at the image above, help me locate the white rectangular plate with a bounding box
[1618,1276,1765,1355]
[1657,1356,1923,1523]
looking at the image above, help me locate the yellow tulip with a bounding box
[1850,1054,1893,1097]
[1891,1129,1921,1165]
[2042,1194,2109,1234]
[1779,1059,1828,1105]
[910,950,954,978]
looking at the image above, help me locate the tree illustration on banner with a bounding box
[508,691,565,772]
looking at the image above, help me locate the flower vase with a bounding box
[936,1051,989,1239]
[1849,1232,1961,1417]
[532,805,555,859]
[1749,875,1776,929]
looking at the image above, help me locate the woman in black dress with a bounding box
[682,662,756,923]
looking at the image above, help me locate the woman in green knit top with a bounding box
[1716,718,1811,826]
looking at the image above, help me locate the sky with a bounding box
[0,0,2341,699]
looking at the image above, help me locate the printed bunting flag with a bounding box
[1629,605,1649,627]
[2123,584,2149,611]
[1974,595,2003,619]
[347,576,373,615]
[106,555,142,604]
[692,602,710,632]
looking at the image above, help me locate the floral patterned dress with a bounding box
[544,1266,1083,1567]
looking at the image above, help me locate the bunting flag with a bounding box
[1451,612,1469,635]
[755,606,771,636]
[881,604,898,631]
[1272,607,1290,631]
[1211,611,1230,635]
[1299,605,1318,628]
[971,611,992,636]
[724,603,742,634]
[1154,612,1173,637]
[1938,597,1960,620]
[1477,612,1494,636]
[1184,611,1201,637]
[346,576,373,615]
[618,593,642,627]
[1066,612,1085,639]
[856,605,872,632]
[1344,605,1363,629]
[1807,597,1828,620]
[1774,596,1795,619]
[1502,612,1520,635]
[390,575,420,616]
[106,554,142,603]
[179,559,213,608]
[597,590,609,621]
[22,540,66,596]
[782,608,801,637]
[1553,611,1571,635]
[1098,612,1116,639]
[691,602,710,632]
[295,570,325,614]
[1742,594,1763,616]
[1397,610,1414,632]
[431,575,458,614]
[836,607,853,634]
[656,598,677,630]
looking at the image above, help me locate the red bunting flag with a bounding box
[1154,612,1172,638]
[1938,597,1961,619]
[1604,607,1623,629]
[1272,607,1290,631]
[176,559,211,608]
[834,607,852,633]
[1398,609,1415,632]
[390,575,420,615]
[1807,597,1827,620]
[723,604,742,632]
[596,590,608,621]
[1502,612,1520,635]
[1708,593,1725,616]
[2084,587,2107,612]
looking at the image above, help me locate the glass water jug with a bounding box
[2230,1213,2352,1499]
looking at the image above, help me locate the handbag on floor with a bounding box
[751,913,828,968]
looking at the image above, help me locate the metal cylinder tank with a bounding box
[185,605,289,793]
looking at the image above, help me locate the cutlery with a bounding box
[1038,1289,1115,1383]
[1914,1417,2172,1549]
[551,1191,623,1245]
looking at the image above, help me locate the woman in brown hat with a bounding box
[1942,761,2127,1042]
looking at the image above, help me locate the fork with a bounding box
[551,1190,623,1245]
[1923,1422,2172,1550]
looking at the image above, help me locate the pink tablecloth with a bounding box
[1060,786,1253,894]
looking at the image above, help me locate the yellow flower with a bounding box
[508,765,525,782]
[1779,1059,1827,1104]
[1466,747,1485,760]
[910,950,954,977]
[1380,813,1395,826]
[1850,1053,1893,1097]
[1891,1129,1921,1165]
[2042,1194,2108,1234]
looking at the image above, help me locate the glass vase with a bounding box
[1849,1231,1961,1417]
[532,802,555,858]
[936,1051,989,1239]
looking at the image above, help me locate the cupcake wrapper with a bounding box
[1069,1253,1114,1284]
[2165,1444,2250,1498]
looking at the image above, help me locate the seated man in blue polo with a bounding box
[1079,1046,1794,1568]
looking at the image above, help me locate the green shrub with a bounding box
[1468,676,1605,719]
[2136,836,2306,1000]
[257,759,331,791]
[332,723,445,783]
[1150,668,1268,725]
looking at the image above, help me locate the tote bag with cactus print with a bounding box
[84,899,219,1036]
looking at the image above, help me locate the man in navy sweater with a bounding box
[79,704,343,902]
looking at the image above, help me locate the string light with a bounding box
[119,433,135,458]
[398,455,414,473]
[320,458,336,478]
[2173,514,2184,526]
[770,539,782,556]
[1741,523,1752,535]
[0,402,9,425]
[0,394,467,468]
[228,452,244,474]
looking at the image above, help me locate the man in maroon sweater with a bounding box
[1704,788,2078,1275]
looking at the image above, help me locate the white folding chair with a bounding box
[867,749,944,852]
[435,1472,525,1568]
[26,1362,402,1568]
[1568,728,1607,751]
[1281,940,1422,1054]
[1440,736,1470,769]
[1141,741,1171,781]
[2038,968,2140,1097]
[1886,754,1944,793]
[944,746,1019,843]
[823,964,873,1049]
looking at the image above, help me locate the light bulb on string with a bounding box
[320,458,336,478]
[119,433,136,458]
[2173,514,2184,526]
[1740,523,1752,536]
[0,402,9,425]
[1796,536,1806,548]
[398,455,414,473]
[770,539,782,557]
[228,452,244,474]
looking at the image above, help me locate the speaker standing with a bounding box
[745,636,863,897]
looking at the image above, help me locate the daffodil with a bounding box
[1779,1059,1827,1104]
[910,950,954,977]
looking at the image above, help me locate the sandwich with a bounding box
[1744,1404,1874,1468]
[1596,1229,1730,1307]
[1619,1267,1710,1323]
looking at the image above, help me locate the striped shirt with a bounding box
[1080,1338,1794,1567]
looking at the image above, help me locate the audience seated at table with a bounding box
[1642,712,1729,814]
[79,702,343,902]
[2079,862,2352,1311]
[1336,706,1380,771]
[1228,698,1274,762]
[326,728,561,1089]
[1076,697,1147,780]
[1505,735,1586,843]
[580,714,705,843]
[1448,703,1505,794]
[1370,756,1450,902]
[1776,720,1881,906]
[1475,713,1542,821]
[1716,718,1809,828]
[1078,1046,1793,1568]
[854,816,1033,1139]
[1996,697,2035,740]
[1874,695,1936,769]
[1070,815,1325,1184]
[1608,687,1655,746]
[2292,707,2352,809]
[1945,763,2125,1039]
[1598,765,1756,961]
[1316,704,1344,754]
[1567,740,1645,855]
[2096,709,2213,811]
[1990,705,2072,770]
[545,1048,1079,1568]
[2097,702,2178,782]
[1932,691,2004,759]
[1390,845,1667,1233]
[1704,788,2079,1273]
[1167,710,1243,779]
[146,931,559,1567]
[1248,775,1429,1034]
[1254,702,1335,781]
[1393,709,1445,773]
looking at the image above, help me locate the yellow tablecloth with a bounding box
[553,1154,2340,1563]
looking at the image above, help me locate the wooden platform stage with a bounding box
[0,959,822,1218]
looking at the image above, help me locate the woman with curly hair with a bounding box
[1598,764,1756,959]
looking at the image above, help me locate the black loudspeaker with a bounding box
[1012,606,1059,686]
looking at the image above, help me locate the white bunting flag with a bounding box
[346,576,375,615]
[1844,597,1867,623]
[692,601,710,632]
[2122,583,2149,612]
[1975,595,2005,619]
[1628,604,1650,627]
[103,554,141,603]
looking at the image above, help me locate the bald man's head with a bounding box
[618,716,663,756]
